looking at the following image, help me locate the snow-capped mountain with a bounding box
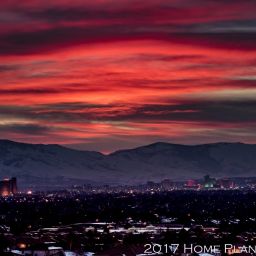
[0,140,256,188]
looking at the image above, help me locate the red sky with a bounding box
[0,0,256,152]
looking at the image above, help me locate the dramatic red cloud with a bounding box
[0,0,256,152]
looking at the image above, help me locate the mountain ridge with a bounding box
[0,140,256,188]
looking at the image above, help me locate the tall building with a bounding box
[0,177,17,196]
[185,179,199,189]
[218,178,234,189]
[161,179,173,190]
[10,177,17,194]
[203,175,216,188]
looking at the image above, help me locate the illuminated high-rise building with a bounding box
[218,178,234,189]
[0,177,17,196]
[203,175,216,188]
[10,177,17,194]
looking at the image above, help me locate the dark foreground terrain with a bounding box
[0,190,256,255]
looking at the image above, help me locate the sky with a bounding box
[0,0,256,153]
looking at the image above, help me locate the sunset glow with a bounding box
[0,0,256,152]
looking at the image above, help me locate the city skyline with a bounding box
[0,1,256,152]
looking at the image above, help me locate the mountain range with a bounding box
[0,140,256,189]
